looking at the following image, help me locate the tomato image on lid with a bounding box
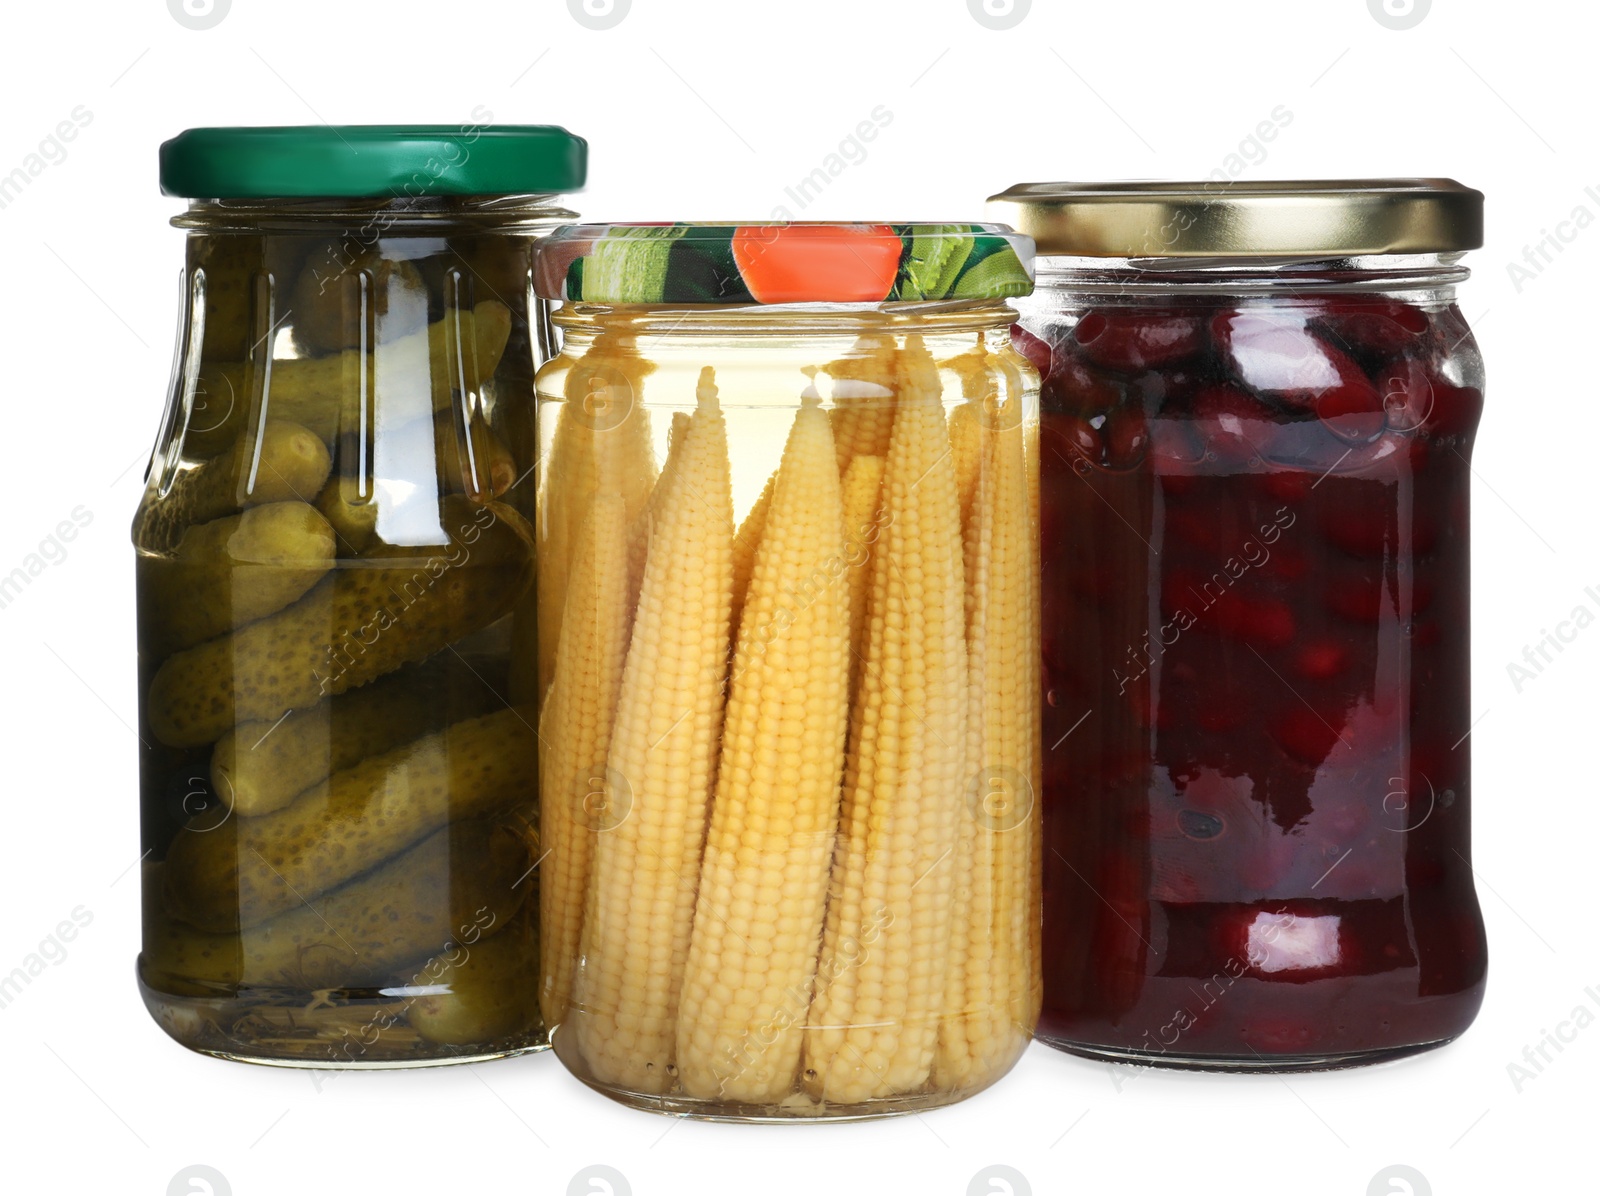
[731,223,901,304]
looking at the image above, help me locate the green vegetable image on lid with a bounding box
[578,226,690,303]
[896,224,977,300]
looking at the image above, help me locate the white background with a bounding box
[0,1,1591,1193]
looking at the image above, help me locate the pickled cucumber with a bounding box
[408,923,539,1045]
[314,408,520,556]
[140,502,335,655]
[144,819,529,989]
[211,653,510,818]
[191,235,314,361]
[187,301,514,457]
[447,235,537,312]
[315,471,380,556]
[136,420,332,554]
[146,498,532,748]
[164,705,537,930]
[290,248,429,355]
[194,235,260,361]
[432,409,519,500]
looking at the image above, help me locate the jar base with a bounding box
[1036,1033,1457,1074]
[551,1024,1015,1121]
[139,972,548,1069]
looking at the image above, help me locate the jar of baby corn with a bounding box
[532,222,1042,1118]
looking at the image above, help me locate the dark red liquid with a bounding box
[1028,295,1488,1067]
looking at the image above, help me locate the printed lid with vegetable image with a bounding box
[160,124,587,198]
[533,222,1035,305]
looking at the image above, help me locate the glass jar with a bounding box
[988,180,1488,1070]
[531,222,1042,1118]
[134,124,585,1066]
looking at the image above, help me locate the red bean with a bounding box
[1191,384,1275,466]
[1260,543,1310,584]
[1337,430,1416,477]
[1315,373,1385,444]
[1248,598,1296,650]
[1294,641,1350,680]
[1132,366,1202,415]
[1075,308,1205,373]
[1263,418,1347,474]
[1103,409,1149,468]
[1206,592,1295,649]
[1041,349,1124,418]
[1040,414,1102,471]
[1010,323,1053,375]
[1271,707,1345,766]
[1213,310,1375,418]
[1314,298,1429,359]
[1149,417,1206,477]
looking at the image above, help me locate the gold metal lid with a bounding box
[986,179,1483,258]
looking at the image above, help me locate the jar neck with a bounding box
[1032,252,1467,299]
[551,298,1019,340]
[173,194,575,235]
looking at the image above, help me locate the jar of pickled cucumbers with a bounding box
[988,180,1488,1070]
[531,222,1042,1118]
[134,124,585,1066]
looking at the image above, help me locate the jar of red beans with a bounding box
[988,180,1487,1070]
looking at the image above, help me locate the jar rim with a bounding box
[987,179,1482,258]
[1026,252,1469,296]
[171,194,578,234]
[551,297,1020,338]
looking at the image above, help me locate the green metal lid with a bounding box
[534,222,1035,304]
[160,125,587,199]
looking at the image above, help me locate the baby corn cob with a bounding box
[572,367,734,1094]
[539,494,632,1029]
[533,337,657,696]
[943,340,1000,602]
[949,400,984,534]
[676,393,850,1103]
[805,338,968,1104]
[827,334,898,473]
[627,410,690,602]
[838,453,885,698]
[729,468,776,630]
[937,373,1042,1092]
